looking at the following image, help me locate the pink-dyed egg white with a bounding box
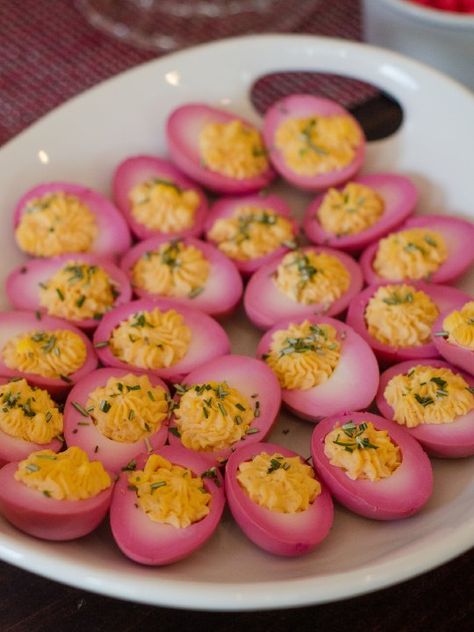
[204,193,298,276]
[64,368,170,473]
[168,354,281,466]
[0,457,113,541]
[112,155,208,241]
[0,377,63,467]
[432,301,474,376]
[0,311,97,396]
[110,445,225,565]
[166,103,275,194]
[376,359,474,458]
[225,442,333,557]
[244,246,363,330]
[13,182,131,259]
[256,315,379,422]
[360,214,474,284]
[6,254,132,332]
[93,298,230,383]
[346,282,472,365]
[120,235,243,318]
[311,412,433,520]
[303,173,417,252]
[262,94,365,191]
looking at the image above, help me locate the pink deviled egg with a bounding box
[166,103,275,194]
[168,354,281,466]
[0,377,63,467]
[13,182,131,260]
[0,311,97,396]
[347,281,472,365]
[303,173,417,253]
[256,315,379,422]
[64,368,170,474]
[376,359,474,458]
[204,193,298,276]
[120,235,243,318]
[262,94,365,191]
[110,445,225,565]
[311,411,433,520]
[0,446,113,540]
[244,246,363,330]
[360,214,474,285]
[93,299,230,383]
[6,254,132,332]
[432,300,474,376]
[113,155,208,241]
[225,442,333,557]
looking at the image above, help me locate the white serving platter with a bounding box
[0,34,472,611]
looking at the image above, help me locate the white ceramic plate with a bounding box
[0,35,472,611]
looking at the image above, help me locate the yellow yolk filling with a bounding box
[199,119,268,180]
[237,452,320,513]
[384,365,474,427]
[15,192,97,257]
[2,329,87,378]
[274,250,350,306]
[109,308,191,370]
[443,301,474,351]
[129,179,199,233]
[324,421,401,481]
[365,284,439,347]
[208,206,294,261]
[128,454,211,528]
[275,115,362,177]
[0,379,62,444]
[131,240,210,299]
[373,229,448,280]
[85,374,168,442]
[317,182,384,236]
[174,381,255,452]
[15,446,111,500]
[265,321,341,390]
[39,261,117,321]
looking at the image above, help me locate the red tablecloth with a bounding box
[0,0,365,146]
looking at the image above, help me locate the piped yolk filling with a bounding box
[237,452,320,513]
[324,421,401,481]
[2,329,87,378]
[0,378,62,444]
[208,206,295,261]
[15,192,97,257]
[15,446,111,500]
[365,284,439,347]
[373,229,448,280]
[265,321,341,390]
[174,381,255,452]
[384,365,474,427]
[109,308,191,370]
[199,119,268,179]
[39,261,118,321]
[442,301,474,351]
[131,240,210,299]
[274,115,362,177]
[129,178,199,233]
[317,182,384,236]
[274,250,350,306]
[83,374,168,442]
[128,454,211,528]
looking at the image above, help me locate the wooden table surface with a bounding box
[0,2,472,630]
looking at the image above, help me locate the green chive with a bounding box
[72,401,90,417]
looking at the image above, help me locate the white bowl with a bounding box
[363,0,474,89]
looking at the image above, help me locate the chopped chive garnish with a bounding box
[169,427,181,438]
[217,402,227,416]
[414,394,434,407]
[144,436,152,453]
[72,401,90,417]
[128,409,135,420]
[188,286,204,299]
[99,400,111,413]
[202,406,209,419]
[26,463,40,472]
[45,411,52,423]
[35,310,42,321]
[43,490,52,498]
[201,467,221,487]
[254,401,261,418]
[150,481,167,491]
[76,295,86,308]
[122,459,137,471]
[235,403,246,411]
[147,390,155,401]
[235,415,243,425]
[126,384,141,391]
[94,340,109,348]
[59,374,72,383]
[246,427,260,435]
[78,422,90,426]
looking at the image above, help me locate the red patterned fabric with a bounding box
[0,0,363,146]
